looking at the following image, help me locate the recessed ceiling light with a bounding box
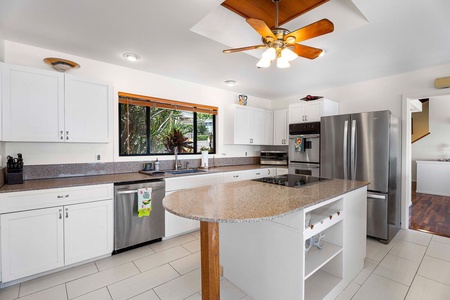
[224,80,236,86]
[123,53,140,62]
[319,50,326,57]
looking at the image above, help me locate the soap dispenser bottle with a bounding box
[154,158,160,171]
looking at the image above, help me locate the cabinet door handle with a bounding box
[59,209,62,219]
[268,169,271,175]
[233,175,239,178]
[65,208,69,218]
[256,172,260,175]
[57,194,69,199]
[66,131,69,140]
[60,131,64,140]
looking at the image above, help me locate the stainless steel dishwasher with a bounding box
[114,180,165,252]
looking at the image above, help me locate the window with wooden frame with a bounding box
[118,92,217,156]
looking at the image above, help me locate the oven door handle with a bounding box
[289,164,320,169]
[289,134,320,139]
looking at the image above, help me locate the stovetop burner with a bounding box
[253,174,332,187]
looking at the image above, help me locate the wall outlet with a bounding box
[96,154,101,161]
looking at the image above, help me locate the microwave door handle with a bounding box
[351,119,357,181]
[343,120,348,180]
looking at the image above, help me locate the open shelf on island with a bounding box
[305,268,343,300]
[305,241,343,280]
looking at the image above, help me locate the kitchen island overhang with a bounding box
[163,178,368,299]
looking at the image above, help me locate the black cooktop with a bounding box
[253,174,332,187]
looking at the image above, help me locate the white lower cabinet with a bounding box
[0,184,114,282]
[222,171,248,183]
[246,168,275,179]
[165,173,222,238]
[1,207,64,282]
[64,200,113,265]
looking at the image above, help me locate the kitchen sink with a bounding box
[165,169,207,175]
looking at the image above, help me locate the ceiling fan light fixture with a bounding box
[262,47,277,61]
[43,58,80,72]
[257,58,271,68]
[277,57,290,68]
[281,48,298,62]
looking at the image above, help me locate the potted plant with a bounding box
[164,128,192,153]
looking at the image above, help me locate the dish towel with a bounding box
[137,188,152,218]
[295,137,305,152]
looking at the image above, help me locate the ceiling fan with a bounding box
[223,0,334,68]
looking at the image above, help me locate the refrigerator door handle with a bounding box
[351,119,357,180]
[343,120,349,180]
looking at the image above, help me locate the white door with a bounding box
[64,75,111,142]
[274,109,288,145]
[234,106,251,144]
[64,200,113,265]
[250,108,266,144]
[305,101,322,122]
[2,64,64,141]
[1,207,64,282]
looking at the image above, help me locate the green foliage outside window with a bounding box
[119,103,215,156]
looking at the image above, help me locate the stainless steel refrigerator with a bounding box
[320,111,401,244]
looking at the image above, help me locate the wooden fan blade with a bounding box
[246,18,276,40]
[292,44,323,60]
[285,19,334,43]
[223,45,267,54]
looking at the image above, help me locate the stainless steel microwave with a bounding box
[260,151,288,166]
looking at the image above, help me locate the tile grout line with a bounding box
[401,235,430,300]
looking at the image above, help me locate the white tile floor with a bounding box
[1,229,450,300]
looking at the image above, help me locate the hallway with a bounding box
[410,182,450,238]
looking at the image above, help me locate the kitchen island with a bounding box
[163,177,368,300]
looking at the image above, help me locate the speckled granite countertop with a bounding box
[163,179,368,223]
[0,164,285,193]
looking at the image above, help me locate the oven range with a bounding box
[253,174,332,187]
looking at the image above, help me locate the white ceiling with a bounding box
[0,0,449,100]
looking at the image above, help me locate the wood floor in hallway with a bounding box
[410,182,450,238]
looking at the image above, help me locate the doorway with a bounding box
[402,89,450,236]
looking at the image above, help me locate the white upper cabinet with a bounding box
[273,109,288,145]
[2,64,111,143]
[64,75,110,142]
[2,64,65,141]
[289,99,339,124]
[265,110,274,145]
[225,104,272,145]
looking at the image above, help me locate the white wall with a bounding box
[274,63,450,119]
[0,30,4,62]
[411,95,450,180]
[3,41,273,165]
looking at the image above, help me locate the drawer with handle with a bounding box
[0,184,113,213]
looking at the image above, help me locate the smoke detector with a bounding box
[43,58,80,72]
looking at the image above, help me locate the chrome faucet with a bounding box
[174,147,182,170]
